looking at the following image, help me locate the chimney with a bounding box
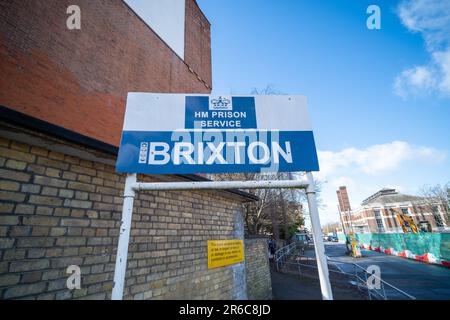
[336,186,351,212]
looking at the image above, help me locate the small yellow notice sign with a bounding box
[207,239,244,269]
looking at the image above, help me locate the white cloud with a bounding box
[315,141,446,225]
[398,0,450,50]
[434,50,450,92]
[330,176,355,189]
[318,141,445,177]
[394,0,450,98]
[394,65,436,98]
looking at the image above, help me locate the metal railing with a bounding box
[327,257,415,300]
[274,241,296,267]
[274,242,416,300]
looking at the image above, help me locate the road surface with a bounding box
[321,242,450,300]
[270,265,366,300]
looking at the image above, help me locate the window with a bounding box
[356,226,366,233]
[401,208,409,215]
[432,206,444,228]
[389,208,398,227]
[373,209,385,232]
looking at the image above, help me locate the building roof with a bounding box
[361,188,424,206]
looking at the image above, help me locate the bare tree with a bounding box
[420,182,450,223]
[211,172,280,236]
[250,84,282,95]
[210,171,314,241]
[322,222,341,235]
[207,85,322,240]
[278,190,289,243]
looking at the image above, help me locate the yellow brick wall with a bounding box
[245,238,272,300]
[0,122,247,300]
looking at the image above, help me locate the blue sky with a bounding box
[127,0,450,225]
[196,0,450,224]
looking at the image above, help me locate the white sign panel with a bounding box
[116,93,319,174]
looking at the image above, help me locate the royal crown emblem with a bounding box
[210,96,231,109]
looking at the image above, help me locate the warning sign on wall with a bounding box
[207,239,244,269]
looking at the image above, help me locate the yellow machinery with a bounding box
[396,213,418,234]
[346,232,362,258]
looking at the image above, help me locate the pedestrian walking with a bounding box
[268,236,276,262]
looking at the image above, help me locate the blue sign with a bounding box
[116,93,319,174]
[185,96,257,129]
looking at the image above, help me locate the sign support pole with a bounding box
[113,93,329,300]
[110,175,333,300]
[111,173,136,300]
[305,172,333,300]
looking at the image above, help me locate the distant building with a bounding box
[336,186,351,212]
[338,187,448,234]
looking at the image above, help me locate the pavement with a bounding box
[271,269,323,300]
[321,243,450,300]
[271,242,450,300]
[271,264,367,300]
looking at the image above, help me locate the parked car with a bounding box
[292,233,311,246]
[291,232,312,254]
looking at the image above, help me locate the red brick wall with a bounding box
[336,187,351,212]
[0,0,211,147]
[185,0,212,86]
[0,123,243,299]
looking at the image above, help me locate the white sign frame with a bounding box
[111,173,334,300]
[112,93,332,300]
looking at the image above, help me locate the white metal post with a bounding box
[111,173,137,300]
[110,175,332,300]
[134,179,309,191]
[305,172,334,300]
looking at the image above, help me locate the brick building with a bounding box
[336,186,351,213]
[338,187,449,234]
[0,0,266,300]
